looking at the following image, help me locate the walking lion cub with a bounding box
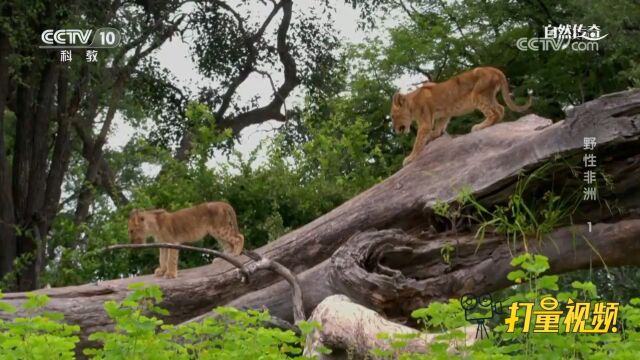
[391,66,532,166]
[128,201,244,279]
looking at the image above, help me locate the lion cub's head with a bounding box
[390,92,412,134]
[128,209,162,244]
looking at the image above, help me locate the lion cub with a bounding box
[128,201,244,279]
[391,66,532,166]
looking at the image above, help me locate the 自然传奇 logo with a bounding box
[516,24,607,51]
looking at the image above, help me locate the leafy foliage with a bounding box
[0,291,80,359]
[0,284,320,359]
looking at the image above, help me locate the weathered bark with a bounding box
[303,295,477,360]
[106,245,307,324]
[1,90,639,349]
[106,244,305,323]
[330,221,640,318]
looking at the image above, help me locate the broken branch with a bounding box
[105,243,249,283]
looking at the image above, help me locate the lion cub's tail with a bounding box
[223,204,241,234]
[498,72,532,112]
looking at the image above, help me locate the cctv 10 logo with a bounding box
[40,28,122,48]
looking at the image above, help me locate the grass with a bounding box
[441,158,586,255]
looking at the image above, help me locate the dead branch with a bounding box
[242,250,304,323]
[105,243,250,283]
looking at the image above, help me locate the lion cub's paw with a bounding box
[470,123,484,132]
[164,272,177,279]
[154,267,166,277]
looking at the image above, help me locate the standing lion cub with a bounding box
[128,201,244,279]
[391,66,532,166]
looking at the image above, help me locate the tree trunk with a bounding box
[17,58,59,291]
[10,50,60,291]
[0,30,16,281]
[1,89,639,350]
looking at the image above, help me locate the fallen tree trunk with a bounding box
[225,219,640,322]
[1,89,639,349]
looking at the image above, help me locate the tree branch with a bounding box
[243,250,305,324]
[392,0,422,24]
[72,113,129,210]
[213,1,284,120]
[218,0,298,135]
[105,243,249,283]
[176,0,292,159]
[413,66,433,81]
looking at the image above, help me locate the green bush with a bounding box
[0,291,80,359]
[0,284,320,360]
[85,283,318,359]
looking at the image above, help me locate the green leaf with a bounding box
[507,270,526,283]
[0,301,17,314]
[538,275,559,290]
[22,293,49,311]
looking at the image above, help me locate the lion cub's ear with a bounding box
[392,92,405,107]
[129,209,139,217]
